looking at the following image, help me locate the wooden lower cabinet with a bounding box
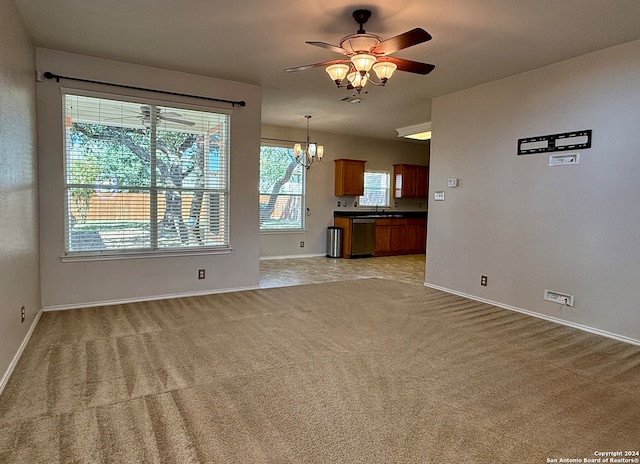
[333,217,352,259]
[334,216,426,258]
[390,222,406,253]
[374,218,426,256]
[404,219,426,254]
[375,219,392,254]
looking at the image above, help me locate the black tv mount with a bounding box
[517,129,592,155]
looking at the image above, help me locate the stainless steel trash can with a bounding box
[326,226,343,258]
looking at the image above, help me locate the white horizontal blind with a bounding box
[259,145,305,230]
[64,93,230,254]
[360,171,390,207]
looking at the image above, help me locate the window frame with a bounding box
[259,142,306,232]
[359,170,391,208]
[61,89,232,260]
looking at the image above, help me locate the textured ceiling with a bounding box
[14,0,640,140]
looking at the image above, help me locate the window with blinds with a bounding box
[63,93,230,255]
[259,145,305,230]
[359,171,391,207]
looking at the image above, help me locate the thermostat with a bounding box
[447,178,458,188]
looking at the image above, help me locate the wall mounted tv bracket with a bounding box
[517,129,591,155]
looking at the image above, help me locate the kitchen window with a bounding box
[359,171,391,207]
[259,144,305,230]
[63,92,230,256]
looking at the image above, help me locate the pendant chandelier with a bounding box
[293,115,323,169]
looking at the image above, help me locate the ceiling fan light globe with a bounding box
[372,61,397,80]
[326,64,350,83]
[351,53,376,73]
[347,71,369,88]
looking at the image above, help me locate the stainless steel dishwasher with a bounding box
[350,218,376,258]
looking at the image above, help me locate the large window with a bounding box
[359,171,391,207]
[259,145,305,230]
[64,93,230,255]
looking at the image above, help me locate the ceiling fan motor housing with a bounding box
[352,9,372,33]
[340,34,382,56]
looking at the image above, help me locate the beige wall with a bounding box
[260,124,429,258]
[426,39,640,343]
[36,48,262,309]
[0,0,40,386]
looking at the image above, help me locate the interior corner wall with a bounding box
[0,0,40,383]
[260,124,429,258]
[426,39,640,342]
[36,48,262,309]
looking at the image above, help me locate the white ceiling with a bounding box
[14,0,640,141]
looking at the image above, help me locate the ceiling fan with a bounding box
[285,9,435,92]
[140,105,195,126]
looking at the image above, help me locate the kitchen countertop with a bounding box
[333,210,427,219]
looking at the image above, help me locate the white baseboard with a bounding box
[42,285,260,312]
[260,253,326,261]
[424,282,640,347]
[0,310,42,396]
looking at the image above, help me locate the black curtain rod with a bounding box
[43,71,246,108]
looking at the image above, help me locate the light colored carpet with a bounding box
[1,278,638,463]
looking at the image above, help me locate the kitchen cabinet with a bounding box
[374,217,426,256]
[404,218,426,254]
[393,164,429,198]
[390,221,406,253]
[334,159,366,196]
[375,219,392,254]
[333,216,352,258]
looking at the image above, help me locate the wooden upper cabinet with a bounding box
[415,165,429,198]
[393,164,429,198]
[334,159,366,196]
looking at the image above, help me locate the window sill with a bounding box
[260,229,307,235]
[60,246,233,262]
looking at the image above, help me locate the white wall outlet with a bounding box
[434,191,445,201]
[447,178,458,188]
[544,289,574,307]
[549,153,580,166]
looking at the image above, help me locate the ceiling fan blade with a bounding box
[161,111,184,118]
[371,28,432,55]
[382,56,435,75]
[158,116,196,126]
[306,41,349,55]
[285,59,349,73]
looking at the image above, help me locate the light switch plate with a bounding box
[434,191,445,201]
